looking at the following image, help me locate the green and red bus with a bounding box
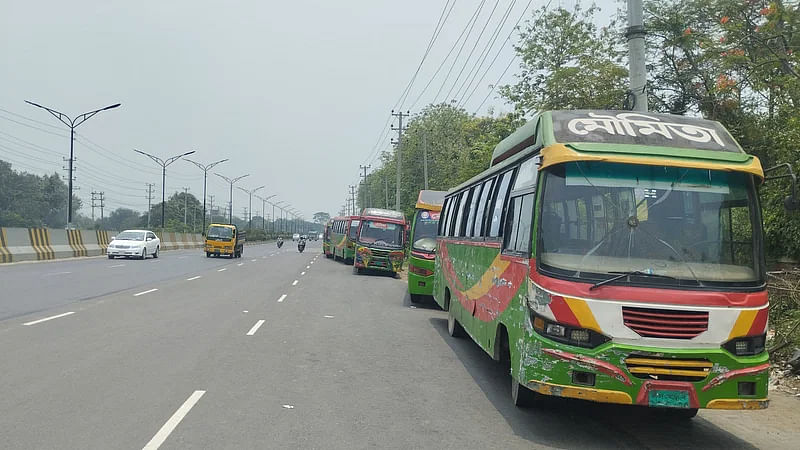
[353,208,407,275]
[330,215,360,263]
[434,110,783,416]
[408,190,445,303]
[323,219,334,258]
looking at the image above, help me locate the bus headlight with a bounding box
[531,313,609,349]
[723,334,766,356]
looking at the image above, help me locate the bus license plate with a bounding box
[648,390,689,408]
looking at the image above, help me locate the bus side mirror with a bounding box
[764,163,799,211]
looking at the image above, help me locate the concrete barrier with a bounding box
[80,229,103,256]
[0,228,11,263]
[48,229,76,259]
[66,229,88,257]
[28,228,55,260]
[96,230,112,252]
[179,233,192,249]
[4,228,39,262]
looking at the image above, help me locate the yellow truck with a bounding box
[204,223,246,258]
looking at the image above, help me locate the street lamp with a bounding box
[274,201,288,233]
[133,149,196,228]
[237,185,265,230]
[185,158,228,234]
[256,194,276,232]
[215,173,249,225]
[26,100,121,227]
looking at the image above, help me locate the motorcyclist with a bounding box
[298,236,307,253]
[277,236,284,248]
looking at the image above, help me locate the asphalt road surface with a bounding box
[0,240,797,449]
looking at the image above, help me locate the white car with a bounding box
[292,233,300,241]
[107,229,160,260]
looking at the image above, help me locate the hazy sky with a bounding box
[0,0,617,220]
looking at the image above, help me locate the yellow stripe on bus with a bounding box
[462,254,510,300]
[563,297,602,333]
[728,309,758,340]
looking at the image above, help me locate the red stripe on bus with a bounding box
[530,265,767,308]
[547,295,581,328]
[747,308,769,336]
[438,238,501,248]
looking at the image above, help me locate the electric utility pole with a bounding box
[183,187,190,226]
[627,0,648,111]
[98,192,105,227]
[208,195,215,224]
[91,191,99,222]
[349,185,356,215]
[359,164,370,209]
[25,100,120,228]
[391,110,409,212]
[146,183,155,228]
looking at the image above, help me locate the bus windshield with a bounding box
[207,226,233,239]
[538,161,763,287]
[348,220,361,239]
[359,220,403,249]
[412,210,440,252]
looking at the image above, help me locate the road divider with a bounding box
[66,229,88,257]
[0,228,11,263]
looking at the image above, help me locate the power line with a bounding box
[432,0,488,104]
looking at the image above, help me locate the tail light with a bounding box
[409,264,433,277]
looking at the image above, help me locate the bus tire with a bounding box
[410,294,423,304]
[511,377,538,408]
[447,309,465,338]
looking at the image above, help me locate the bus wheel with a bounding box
[447,309,465,338]
[410,294,422,304]
[511,378,538,408]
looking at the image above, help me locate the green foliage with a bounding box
[499,4,628,114]
[0,160,81,228]
[313,211,331,224]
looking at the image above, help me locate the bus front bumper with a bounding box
[520,340,770,410]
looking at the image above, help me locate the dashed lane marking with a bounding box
[218,268,227,272]
[109,264,126,268]
[237,263,244,267]
[301,271,305,275]
[134,288,158,297]
[292,280,298,286]
[23,311,75,326]
[187,276,202,281]
[246,319,266,336]
[142,390,206,450]
[277,294,287,303]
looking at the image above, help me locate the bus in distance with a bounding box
[353,208,407,276]
[329,215,360,264]
[408,190,445,303]
[433,110,792,416]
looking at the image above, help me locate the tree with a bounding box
[499,4,628,115]
[105,208,143,231]
[313,212,331,224]
[0,159,81,228]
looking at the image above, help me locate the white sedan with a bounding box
[107,230,160,260]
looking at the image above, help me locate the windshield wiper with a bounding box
[589,270,677,291]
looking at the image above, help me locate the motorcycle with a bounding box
[276,238,284,248]
[297,240,306,253]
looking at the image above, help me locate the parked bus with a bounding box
[323,219,334,258]
[433,110,788,416]
[408,190,446,303]
[331,215,360,263]
[353,208,407,276]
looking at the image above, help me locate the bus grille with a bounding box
[622,306,708,339]
[370,249,391,258]
[625,356,712,382]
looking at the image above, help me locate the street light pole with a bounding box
[25,100,121,227]
[237,185,265,230]
[185,158,228,234]
[215,173,249,225]
[256,194,276,233]
[133,149,196,228]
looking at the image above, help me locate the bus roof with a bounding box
[415,190,446,211]
[360,208,406,224]
[489,110,763,179]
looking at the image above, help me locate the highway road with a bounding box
[0,241,798,449]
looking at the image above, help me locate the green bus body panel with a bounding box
[408,255,435,296]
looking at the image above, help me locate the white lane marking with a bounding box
[292,280,298,286]
[310,261,314,265]
[246,319,266,336]
[218,268,227,272]
[109,264,126,268]
[282,404,294,409]
[243,310,248,313]
[237,263,244,266]
[301,271,306,276]
[306,266,310,269]
[142,390,206,450]
[251,259,257,262]
[277,294,287,303]
[43,271,72,276]
[186,276,202,281]
[134,288,158,297]
[323,315,335,319]
[23,311,75,326]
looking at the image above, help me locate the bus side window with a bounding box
[507,194,535,254]
[473,177,495,237]
[465,183,483,237]
[455,187,475,237]
[447,193,463,236]
[439,198,451,236]
[488,169,516,238]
